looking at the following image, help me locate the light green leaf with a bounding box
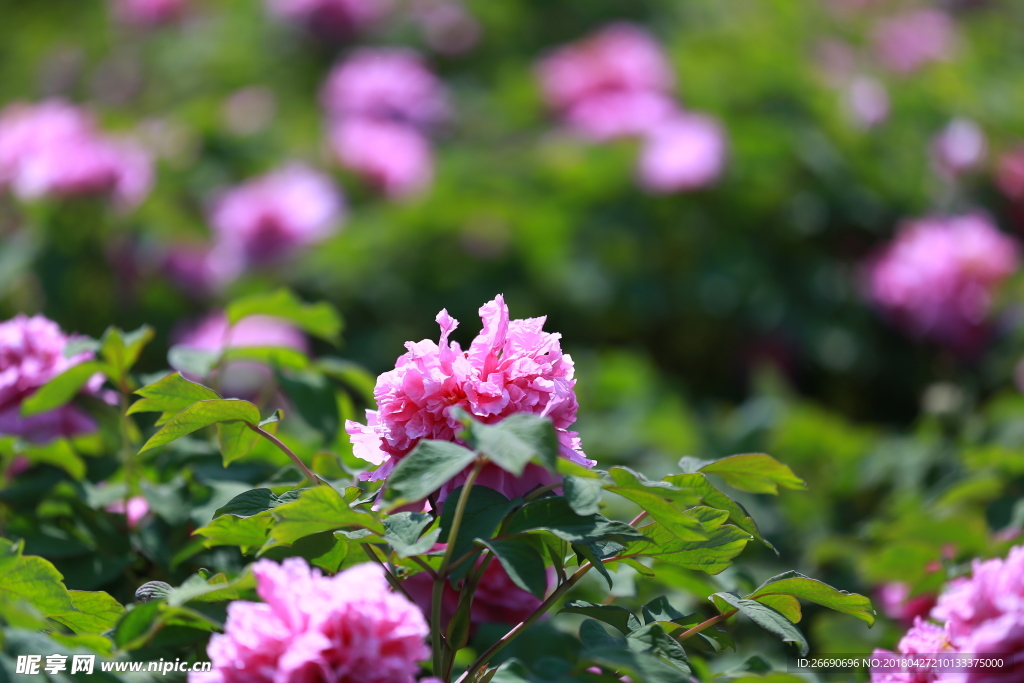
[697,454,806,495]
[139,399,260,453]
[127,373,220,426]
[226,289,342,344]
[222,345,309,370]
[606,467,706,542]
[664,472,774,550]
[747,571,875,626]
[51,591,126,634]
[168,346,221,378]
[100,325,154,384]
[18,439,86,480]
[267,485,383,548]
[194,515,271,551]
[624,508,751,575]
[463,412,559,475]
[20,361,106,417]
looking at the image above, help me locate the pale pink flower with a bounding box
[846,77,890,128]
[865,214,1019,351]
[0,314,102,443]
[192,559,429,683]
[931,119,986,178]
[266,0,391,37]
[345,295,593,501]
[873,10,957,75]
[321,49,449,130]
[209,163,344,267]
[0,100,152,208]
[112,0,188,26]
[329,118,433,199]
[106,496,151,529]
[637,114,727,193]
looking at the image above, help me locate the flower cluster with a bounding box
[864,214,1019,351]
[192,558,429,683]
[0,314,102,443]
[321,49,449,199]
[266,0,391,39]
[871,545,1024,683]
[346,295,593,501]
[0,100,152,209]
[112,0,188,26]
[536,23,725,193]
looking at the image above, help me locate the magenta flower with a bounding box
[537,23,676,141]
[106,496,151,529]
[931,119,986,178]
[877,582,938,627]
[636,114,727,194]
[209,163,344,268]
[0,100,152,209]
[345,295,593,502]
[870,618,957,683]
[872,9,957,75]
[864,214,1019,351]
[191,559,429,683]
[112,0,188,26]
[329,119,433,199]
[266,0,390,38]
[0,314,102,443]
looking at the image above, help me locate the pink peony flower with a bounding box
[636,114,727,193]
[266,0,391,37]
[878,582,939,626]
[111,0,188,26]
[329,118,433,199]
[872,10,957,75]
[106,496,151,529]
[846,76,890,129]
[0,100,152,208]
[191,559,429,683]
[345,295,593,502]
[931,119,986,178]
[870,618,958,683]
[209,163,344,267]
[864,214,1019,351]
[0,314,102,443]
[321,49,449,130]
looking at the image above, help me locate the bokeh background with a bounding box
[4,0,1024,678]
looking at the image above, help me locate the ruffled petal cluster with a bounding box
[536,23,726,193]
[321,49,448,199]
[0,314,102,443]
[865,214,1019,351]
[346,295,592,501]
[0,100,152,208]
[192,559,429,683]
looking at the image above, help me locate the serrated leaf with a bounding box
[697,453,806,495]
[480,538,549,599]
[51,591,125,634]
[747,571,875,626]
[267,485,383,548]
[505,496,647,545]
[20,361,106,417]
[711,592,808,656]
[381,439,478,506]
[139,399,260,453]
[463,413,559,475]
[560,600,641,635]
[226,289,342,344]
[128,373,220,426]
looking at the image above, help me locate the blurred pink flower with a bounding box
[106,496,151,529]
[0,100,152,208]
[865,214,1019,351]
[931,119,986,178]
[563,90,677,142]
[0,314,102,443]
[209,163,344,267]
[345,294,593,502]
[870,618,957,683]
[996,146,1024,202]
[411,0,480,56]
[878,582,939,626]
[112,0,188,26]
[329,118,433,199]
[846,77,890,129]
[266,0,391,37]
[637,114,727,193]
[872,9,957,75]
[321,48,449,130]
[191,559,429,683]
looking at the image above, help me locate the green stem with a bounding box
[523,482,560,502]
[249,424,320,485]
[434,459,485,680]
[675,609,737,642]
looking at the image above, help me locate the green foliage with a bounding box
[382,440,479,506]
[127,372,220,425]
[226,289,343,344]
[461,412,560,475]
[711,593,809,657]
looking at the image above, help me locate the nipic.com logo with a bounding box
[15,654,212,676]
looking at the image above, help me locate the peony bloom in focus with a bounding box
[329,118,433,199]
[209,163,344,268]
[537,23,676,141]
[637,114,726,194]
[872,9,957,75]
[0,314,102,443]
[191,559,429,683]
[345,295,593,502]
[865,214,1019,351]
[266,0,390,38]
[112,0,188,26]
[0,100,152,209]
[931,119,986,178]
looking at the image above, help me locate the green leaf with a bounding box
[100,325,154,384]
[217,420,264,465]
[20,361,106,417]
[226,289,342,344]
[277,369,340,444]
[381,439,478,506]
[627,623,691,673]
[755,594,802,623]
[564,475,604,516]
[213,488,302,519]
[641,596,687,625]
[463,412,559,475]
[267,485,383,548]
[168,346,221,378]
[664,473,774,550]
[711,592,809,656]
[18,439,86,480]
[583,648,692,683]
[506,496,647,545]
[223,345,310,370]
[139,399,260,453]
[624,508,752,575]
[383,512,440,558]
[573,542,614,590]
[697,454,806,495]
[479,538,548,599]
[194,515,270,552]
[747,571,875,626]
[438,486,514,575]
[51,591,125,634]
[127,373,220,425]
[560,600,641,635]
[605,467,706,542]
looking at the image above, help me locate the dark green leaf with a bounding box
[213,488,302,519]
[480,538,548,599]
[383,512,439,558]
[560,600,640,635]
[606,467,707,541]
[641,596,687,625]
[711,592,808,656]
[382,439,478,506]
[139,399,261,453]
[438,486,514,569]
[20,361,106,417]
[505,496,647,545]
[627,623,691,673]
[226,289,342,344]
[564,475,604,516]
